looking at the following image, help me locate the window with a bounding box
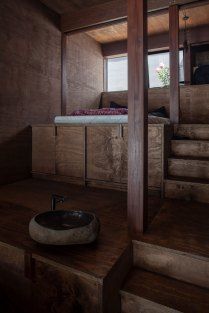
[106,51,184,91]
[106,56,128,91]
[148,50,184,88]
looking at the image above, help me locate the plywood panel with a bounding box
[148,126,162,159]
[0,0,61,185]
[66,33,103,114]
[102,84,209,123]
[180,85,209,123]
[102,88,170,116]
[86,4,209,44]
[33,260,100,313]
[56,126,84,178]
[87,125,127,183]
[32,126,56,174]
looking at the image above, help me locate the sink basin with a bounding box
[29,210,100,245]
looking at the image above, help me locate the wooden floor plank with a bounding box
[137,198,209,259]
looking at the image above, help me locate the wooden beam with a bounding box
[184,44,192,85]
[61,0,127,33]
[169,4,180,124]
[61,33,67,116]
[61,0,199,33]
[102,24,209,57]
[128,0,148,235]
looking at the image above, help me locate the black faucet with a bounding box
[51,194,66,211]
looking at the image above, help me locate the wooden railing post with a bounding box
[128,0,148,235]
[169,4,180,124]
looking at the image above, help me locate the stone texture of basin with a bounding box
[29,210,100,245]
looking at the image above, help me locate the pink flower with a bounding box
[159,62,165,68]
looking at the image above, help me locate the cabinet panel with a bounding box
[32,260,100,313]
[56,126,84,178]
[148,125,162,159]
[87,125,125,183]
[32,126,55,174]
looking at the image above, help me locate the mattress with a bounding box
[54,115,170,125]
[54,115,128,124]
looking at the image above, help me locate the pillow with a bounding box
[149,106,167,118]
[110,101,128,109]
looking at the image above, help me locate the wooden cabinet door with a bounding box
[32,260,100,313]
[32,126,55,174]
[56,126,84,178]
[87,125,127,183]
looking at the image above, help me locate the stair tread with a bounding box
[169,156,209,161]
[121,268,209,312]
[165,176,209,184]
[172,139,209,143]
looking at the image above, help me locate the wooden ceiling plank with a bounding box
[61,0,199,33]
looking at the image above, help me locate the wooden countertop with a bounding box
[0,179,130,280]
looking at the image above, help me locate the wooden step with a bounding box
[164,177,209,203]
[133,241,209,289]
[121,268,209,313]
[174,124,209,140]
[171,140,209,158]
[168,158,209,180]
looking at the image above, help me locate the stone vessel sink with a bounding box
[29,210,100,245]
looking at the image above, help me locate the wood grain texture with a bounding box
[32,126,56,174]
[40,0,112,14]
[171,140,209,158]
[86,125,127,183]
[169,5,179,124]
[102,84,209,123]
[66,33,103,114]
[61,0,127,32]
[165,178,209,203]
[0,0,61,185]
[101,89,170,116]
[135,198,209,260]
[168,158,209,180]
[0,242,30,313]
[32,124,165,191]
[56,126,84,178]
[134,240,209,289]
[174,124,209,140]
[180,85,209,123]
[121,268,209,313]
[33,260,100,313]
[61,34,67,116]
[0,179,129,280]
[128,0,148,234]
[60,0,199,32]
[88,4,209,44]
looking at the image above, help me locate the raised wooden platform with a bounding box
[0,179,130,279]
[0,179,132,312]
[122,198,209,312]
[121,268,209,313]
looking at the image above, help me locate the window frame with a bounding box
[104,48,185,91]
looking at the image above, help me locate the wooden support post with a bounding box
[169,4,180,124]
[61,33,67,116]
[128,0,148,235]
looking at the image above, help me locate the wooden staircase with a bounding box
[165,124,209,203]
[120,125,209,312]
[120,234,209,313]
